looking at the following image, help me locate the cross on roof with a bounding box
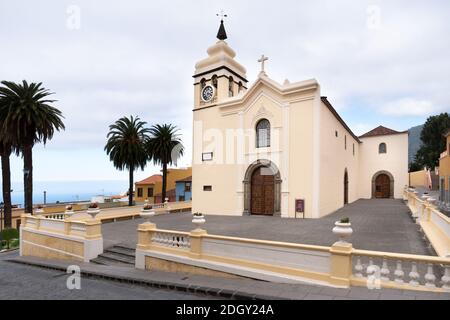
[258,54,269,73]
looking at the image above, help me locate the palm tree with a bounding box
[146,124,184,203]
[105,116,150,206]
[0,138,12,228]
[0,80,65,214]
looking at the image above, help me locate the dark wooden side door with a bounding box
[251,167,275,215]
[344,171,349,205]
[375,174,390,198]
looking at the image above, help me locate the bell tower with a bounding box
[193,17,248,108]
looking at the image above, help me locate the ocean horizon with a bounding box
[1,180,128,206]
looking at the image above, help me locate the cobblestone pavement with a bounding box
[103,199,430,255]
[7,253,450,300]
[0,251,217,300]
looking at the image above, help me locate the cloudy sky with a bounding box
[0,0,449,184]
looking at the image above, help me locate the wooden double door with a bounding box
[251,167,275,215]
[375,174,391,198]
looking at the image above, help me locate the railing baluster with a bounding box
[380,258,390,282]
[394,260,405,283]
[442,266,450,291]
[424,263,436,288]
[408,262,420,286]
[354,256,363,278]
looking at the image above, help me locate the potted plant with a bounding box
[192,212,206,229]
[332,217,353,243]
[65,204,74,215]
[35,205,44,214]
[87,202,100,218]
[140,203,155,222]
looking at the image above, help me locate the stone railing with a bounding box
[351,249,450,290]
[151,230,191,250]
[20,214,103,262]
[404,188,450,257]
[135,221,450,292]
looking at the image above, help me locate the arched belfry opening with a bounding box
[243,160,281,216]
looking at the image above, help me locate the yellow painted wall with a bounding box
[409,170,428,188]
[319,101,360,217]
[439,135,450,191]
[358,133,409,199]
[135,168,192,203]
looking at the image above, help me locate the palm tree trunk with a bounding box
[23,144,33,214]
[1,150,12,228]
[129,166,134,206]
[162,162,167,203]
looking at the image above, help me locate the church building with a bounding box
[191,20,408,218]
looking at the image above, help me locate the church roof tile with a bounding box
[359,126,408,138]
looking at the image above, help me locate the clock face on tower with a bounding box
[201,85,215,102]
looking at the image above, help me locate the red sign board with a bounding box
[295,199,304,213]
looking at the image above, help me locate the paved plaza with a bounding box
[0,250,215,300]
[103,199,430,255]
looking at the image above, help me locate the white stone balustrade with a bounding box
[352,252,450,291]
[151,231,191,250]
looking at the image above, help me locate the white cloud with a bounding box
[379,98,437,117]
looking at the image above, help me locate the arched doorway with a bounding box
[372,171,394,199]
[344,169,349,205]
[251,167,274,215]
[243,159,281,216]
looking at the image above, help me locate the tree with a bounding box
[0,139,12,228]
[414,113,450,170]
[105,116,149,206]
[146,124,184,203]
[0,80,65,214]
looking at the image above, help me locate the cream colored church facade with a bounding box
[191,21,408,219]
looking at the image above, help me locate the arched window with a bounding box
[228,76,234,97]
[200,78,206,89]
[256,119,270,148]
[379,143,387,154]
[212,75,218,88]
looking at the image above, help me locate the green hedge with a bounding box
[0,228,20,250]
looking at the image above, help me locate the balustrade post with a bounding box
[64,221,72,235]
[380,258,390,282]
[137,222,157,250]
[189,228,207,259]
[329,242,353,287]
[84,219,102,240]
[35,216,41,230]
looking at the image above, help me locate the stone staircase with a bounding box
[91,245,135,267]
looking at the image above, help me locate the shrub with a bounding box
[340,217,350,224]
[66,205,73,211]
[143,204,153,210]
[88,203,99,209]
[1,228,20,250]
[193,212,203,217]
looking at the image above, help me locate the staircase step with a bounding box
[105,247,136,258]
[97,252,135,265]
[112,244,136,252]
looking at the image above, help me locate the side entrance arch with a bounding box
[243,159,281,216]
[372,170,394,199]
[344,169,349,205]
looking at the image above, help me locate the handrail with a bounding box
[352,248,450,264]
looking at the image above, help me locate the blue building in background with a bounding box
[175,176,192,202]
